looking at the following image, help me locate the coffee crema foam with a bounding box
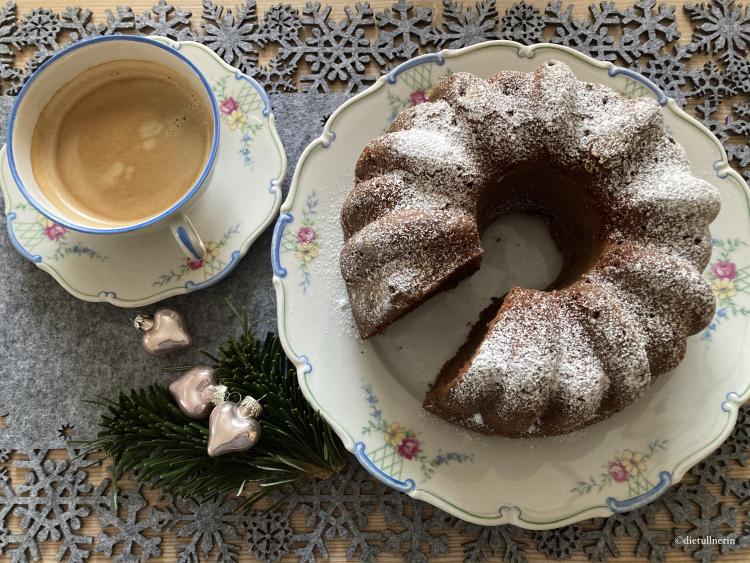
[31,59,213,227]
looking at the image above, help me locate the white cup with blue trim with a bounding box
[6,35,221,261]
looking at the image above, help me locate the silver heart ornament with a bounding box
[169,366,226,419]
[207,397,263,457]
[135,308,192,356]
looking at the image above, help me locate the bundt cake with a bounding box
[339,60,721,438]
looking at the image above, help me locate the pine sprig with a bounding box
[85,312,349,505]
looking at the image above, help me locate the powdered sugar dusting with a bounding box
[340,60,722,437]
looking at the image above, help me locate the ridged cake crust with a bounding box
[339,60,721,437]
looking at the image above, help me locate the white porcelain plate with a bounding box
[1,37,286,307]
[272,41,750,528]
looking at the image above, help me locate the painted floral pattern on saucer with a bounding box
[703,238,750,340]
[361,384,473,482]
[153,223,240,286]
[280,192,320,292]
[1,37,286,306]
[10,202,107,262]
[572,439,669,497]
[213,76,264,167]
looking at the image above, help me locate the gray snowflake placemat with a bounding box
[2,410,750,562]
[0,0,749,561]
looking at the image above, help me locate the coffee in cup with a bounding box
[30,59,213,228]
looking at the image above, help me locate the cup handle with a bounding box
[170,214,206,260]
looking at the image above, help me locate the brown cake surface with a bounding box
[339,60,721,438]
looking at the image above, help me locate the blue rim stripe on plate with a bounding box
[722,391,741,413]
[386,53,446,84]
[321,131,336,148]
[234,70,272,117]
[354,442,416,492]
[6,212,42,263]
[6,35,221,236]
[298,354,313,374]
[272,213,293,277]
[606,471,672,512]
[607,66,669,106]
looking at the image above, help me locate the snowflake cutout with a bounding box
[250,56,297,93]
[439,0,499,49]
[461,523,529,563]
[98,6,136,35]
[0,2,25,61]
[167,493,245,562]
[380,489,455,561]
[284,462,382,562]
[725,105,750,171]
[136,0,195,40]
[375,0,437,61]
[261,3,303,42]
[727,101,750,135]
[58,6,99,40]
[498,1,544,44]
[633,46,692,105]
[94,480,171,561]
[244,509,295,562]
[535,524,583,559]
[546,1,637,63]
[687,59,737,106]
[578,499,669,562]
[663,484,738,560]
[692,440,750,501]
[685,0,750,62]
[17,8,60,50]
[727,55,750,92]
[0,447,102,562]
[620,0,681,57]
[277,3,387,93]
[200,0,265,72]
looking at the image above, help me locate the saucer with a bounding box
[0,36,286,307]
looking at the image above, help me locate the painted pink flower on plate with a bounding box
[409,90,428,106]
[186,258,204,270]
[711,261,737,280]
[608,461,629,482]
[398,437,421,460]
[44,224,66,241]
[219,96,239,115]
[297,226,316,244]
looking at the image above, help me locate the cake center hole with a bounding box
[370,163,604,400]
[479,161,605,290]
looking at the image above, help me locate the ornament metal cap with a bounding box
[238,395,263,418]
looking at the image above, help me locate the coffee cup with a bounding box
[6,35,220,260]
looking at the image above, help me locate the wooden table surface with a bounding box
[4,0,748,561]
